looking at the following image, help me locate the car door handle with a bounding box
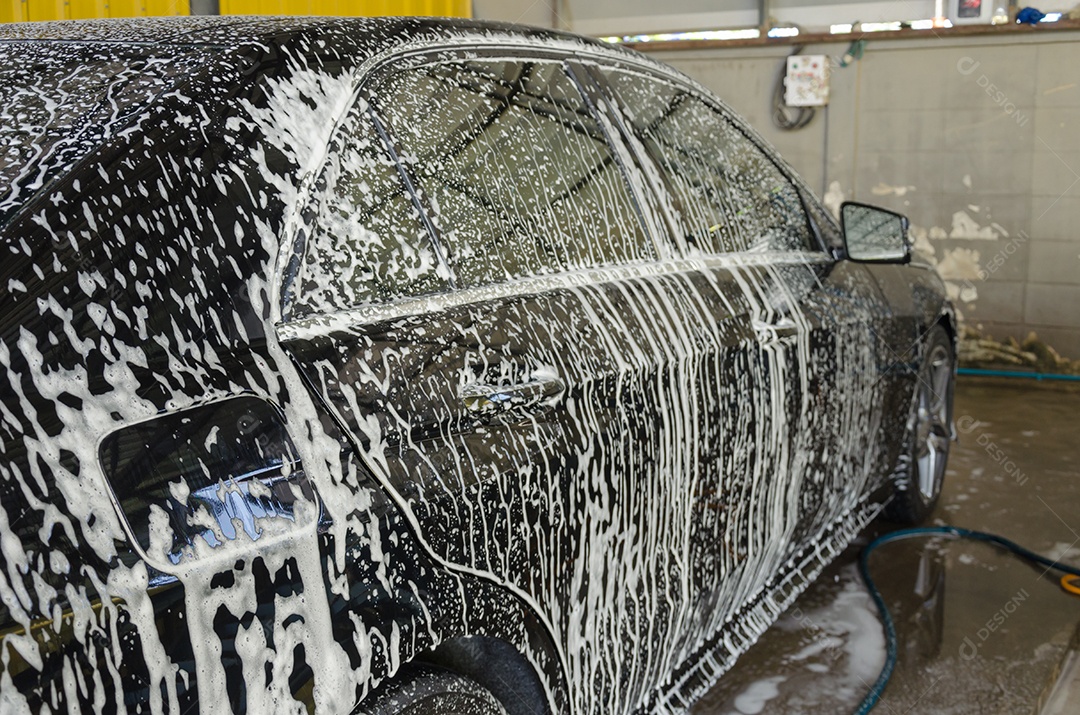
[461,373,565,423]
[751,316,799,340]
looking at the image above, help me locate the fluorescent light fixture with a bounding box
[831,23,854,33]
[682,28,761,41]
[860,21,903,32]
[602,28,761,43]
[1042,12,1062,22]
[767,26,800,38]
[910,19,935,29]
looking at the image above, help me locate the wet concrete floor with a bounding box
[692,378,1080,714]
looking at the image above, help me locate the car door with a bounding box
[795,198,906,515]
[277,51,732,713]
[590,63,892,647]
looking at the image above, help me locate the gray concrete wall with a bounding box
[651,32,1080,359]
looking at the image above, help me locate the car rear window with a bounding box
[0,42,207,228]
[600,67,815,255]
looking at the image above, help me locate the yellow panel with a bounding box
[2,0,466,20]
[274,0,303,14]
[0,0,29,23]
[27,0,68,21]
[145,0,188,15]
[68,0,102,17]
[420,0,468,17]
[105,0,139,17]
[226,0,285,14]
[212,0,469,17]
[378,0,400,15]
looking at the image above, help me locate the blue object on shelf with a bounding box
[1016,6,1046,24]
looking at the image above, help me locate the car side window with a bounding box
[293,95,451,317]
[601,68,815,255]
[371,58,653,288]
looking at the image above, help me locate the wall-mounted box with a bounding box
[784,54,830,107]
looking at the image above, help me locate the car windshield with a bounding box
[0,42,205,229]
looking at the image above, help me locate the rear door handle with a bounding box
[751,316,799,340]
[461,372,565,423]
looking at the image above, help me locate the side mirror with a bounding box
[840,201,911,263]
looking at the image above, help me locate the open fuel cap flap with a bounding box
[99,395,318,572]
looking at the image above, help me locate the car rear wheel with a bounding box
[355,665,508,715]
[886,324,954,525]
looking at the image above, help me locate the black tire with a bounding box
[886,324,954,524]
[355,665,508,715]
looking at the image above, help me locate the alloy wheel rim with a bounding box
[915,343,952,501]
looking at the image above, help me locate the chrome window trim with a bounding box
[277,250,832,340]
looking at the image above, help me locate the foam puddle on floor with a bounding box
[729,675,786,714]
[718,564,886,714]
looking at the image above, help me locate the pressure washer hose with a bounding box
[854,526,1080,714]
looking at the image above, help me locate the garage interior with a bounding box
[3,1,1077,713]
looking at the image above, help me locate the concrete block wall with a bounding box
[651,31,1080,359]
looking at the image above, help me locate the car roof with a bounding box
[0,16,681,233]
[0,15,639,59]
[0,15,292,45]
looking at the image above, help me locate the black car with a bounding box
[0,16,955,714]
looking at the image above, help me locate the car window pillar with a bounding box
[566,60,678,262]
